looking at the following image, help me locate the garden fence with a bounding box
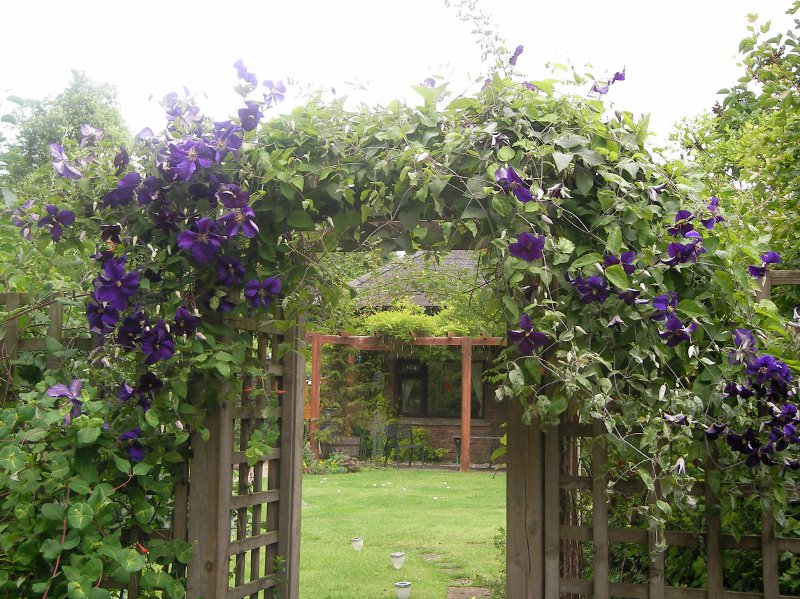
[0,293,304,599]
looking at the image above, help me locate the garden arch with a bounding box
[4,70,800,599]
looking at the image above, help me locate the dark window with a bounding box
[397,359,483,418]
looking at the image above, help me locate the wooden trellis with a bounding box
[506,269,800,599]
[0,294,304,599]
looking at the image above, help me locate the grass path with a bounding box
[300,468,505,598]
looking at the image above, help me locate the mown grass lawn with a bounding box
[300,468,506,599]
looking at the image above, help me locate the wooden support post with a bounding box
[460,341,473,472]
[543,423,560,599]
[1,294,20,401]
[705,457,722,599]
[506,400,543,599]
[762,509,779,599]
[278,324,305,599]
[648,483,666,599]
[186,377,233,598]
[310,333,322,459]
[592,419,609,599]
[46,299,63,371]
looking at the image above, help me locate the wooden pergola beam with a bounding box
[307,332,504,468]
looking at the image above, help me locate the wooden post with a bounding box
[186,379,230,597]
[543,423,560,599]
[1,294,21,401]
[762,509,779,599]
[309,333,322,459]
[592,420,609,599]
[705,457,722,599]
[46,298,63,371]
[506,399,543,599]
[460,340,473,472]
[278,324,305,599]
[648,483,666,599]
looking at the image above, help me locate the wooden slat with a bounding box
[231,405,281,420]
[762,510,779,599]
[0,292,31,305]
[720,534,761,551]
[561,579,652,599]
[593,419,609,599]
[649,481,666,599]
[560,525,649,544]
[706,458,723,599]
[230,489,280,510]
[46,301,63,370]
[560,475,591,490]
[769,270,800,286]
[506,403,544,599]
[278,323,305,599]
[560,422,593,438]
[775,537,800,552]
[543,424,560,599]
[229,531,280,555]
[228,575,277,599]
[231,448,280,464]
[666,589,708,599]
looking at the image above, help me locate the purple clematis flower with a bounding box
[701,197,724,229]
[728,328,758,365]
[114,147,129,176]
[117,312,147,351]
[244,277,282,308]
[37,204,75,242]
[658,314,697,347]
[104,172,143,207]
[507,314,549,355]
[651,292,678,321]
[568,275,610,304]
[422,77,436,88]
[508,232,545,262]
[238,101,263,132]
[216,183,250,208]
[174,307,201,337]
[591,81,610,95]
[137,176,166,205]
[603,251,636,275]
[617,288,643,305]
[168,138,214,182]
[749,251,782,278]
[119,427,145,462]
[746,354,793,386]
[607,315,625,329]
[664,240,705,265]
[204,291,236,313]
[86,294,120,334]
[153,207,180,234]
[177,218,224,263]
[495,166,534,203]
[704,422,727,441]
[216,256,245,286]
[509,44,524,66]
[79,124,104,146]
[522,81,540,92]
[118,381,135,402]
[219,206,259,238]
[47,379,83,425]
[263,80,286,105]
[94,257,139,311]
[663,413,691,426]
[139,319,175,365]
[210,120,243,162]
[234,59,258,86]
[49,143,82,179]
[668,210,695,237]
[11,198,37,240]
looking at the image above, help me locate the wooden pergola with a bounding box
[308,332,504,471]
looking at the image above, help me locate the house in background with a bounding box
[316,251,506,465]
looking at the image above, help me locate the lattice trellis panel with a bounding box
[187,317,304,599]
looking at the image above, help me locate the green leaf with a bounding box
[67,503,94,530]
[133,500,155,524]
[677,299,708,319]
[41,538,62,559]
[491,194,512,218]
[712,270,735,295]
[637,469,655,492]
[552,151,573,172]
[87,590,111,599]
[286,210,314,230]
[605,225,623,254]
[569,252,603,271]
[132,462,152,476]
[117,547,147,572]
[497,146,515,161]
[142,568,173,589]
[174,540,194,564]
[215,361,231,377]
[604,264,629,290]
[77,426,101,446]
[41,502,65,520]
[45,336,64,352]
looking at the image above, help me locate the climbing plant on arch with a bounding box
[2,62,799,596]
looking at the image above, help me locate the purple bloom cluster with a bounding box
[93,256,139,311]
[507,314,549,355]
[234,59,258,87]
[177,218,223,263]
[748,251,781,278]
[37,204,75,242]
[49,143,82,179]
[603,251,636,275]
[568,274,610,304]
[508,232,545,262]
[244,277,281,308]
[658,315,697,347]
[495,166,534,203]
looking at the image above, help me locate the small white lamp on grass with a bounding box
[390,552,406,569]
[350,537,364,551]
[394,581,412,598]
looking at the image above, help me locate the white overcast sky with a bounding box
[1,1,795,146]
